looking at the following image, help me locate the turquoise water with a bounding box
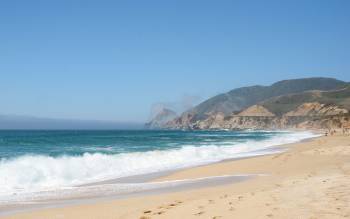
[0,130,316,198]
[0,130,282,158]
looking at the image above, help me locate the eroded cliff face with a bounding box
[284,102,348,117]
[164,102,350,130]
[195,115,350,130]
[237,105,275,117]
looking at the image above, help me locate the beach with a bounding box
[1,133,349,219]
[1,0,349,217]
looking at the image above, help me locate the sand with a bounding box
[2,134,350,219]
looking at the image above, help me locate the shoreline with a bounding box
[0,140,289,216]
[0,131,314,216]
[0,175,254,217]
[2,132,350,218]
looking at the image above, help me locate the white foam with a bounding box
[0,174,254,206]
[0,131,318,197]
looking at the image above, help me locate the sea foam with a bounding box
[0,131,317,197]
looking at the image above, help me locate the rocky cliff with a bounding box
[165,103,349,130]
[162,79,350,130]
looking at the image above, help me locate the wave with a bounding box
[0,131,318,196]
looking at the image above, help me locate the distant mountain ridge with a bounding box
[147,77,350,130]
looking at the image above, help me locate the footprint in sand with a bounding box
[153,211,165,215]
[194,211,205,216]
[144,200,183,217]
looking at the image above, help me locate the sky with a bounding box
[0,0,349,123]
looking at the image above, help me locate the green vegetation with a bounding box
[189,77,346,118]
[262,86,350,115]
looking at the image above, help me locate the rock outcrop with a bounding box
[145,108,177,129]
[284,102,348,117]
[237,105,275,117]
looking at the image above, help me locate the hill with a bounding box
[261,85,350,116]
[190,77,346,118]
[163,78,347,129]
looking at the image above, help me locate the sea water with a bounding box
[0,130,317,204]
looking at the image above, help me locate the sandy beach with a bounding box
[2,133,350,219]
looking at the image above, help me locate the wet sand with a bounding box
[2,134,350,219]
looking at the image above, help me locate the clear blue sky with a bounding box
[0,0,349,122]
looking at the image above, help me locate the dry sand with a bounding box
[2,134,350,219]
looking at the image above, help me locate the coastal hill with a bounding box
[147,77,350,130]
[184,77,346,119]
[262,86,350,116]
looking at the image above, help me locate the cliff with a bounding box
[166,103,349,130]
[163,79,350,130]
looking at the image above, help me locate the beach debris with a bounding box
[143,210,152,214]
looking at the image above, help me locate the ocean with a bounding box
[0,130,317,205]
